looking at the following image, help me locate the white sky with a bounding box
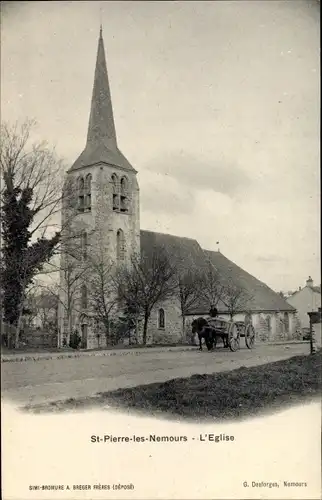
[1,0,320,293]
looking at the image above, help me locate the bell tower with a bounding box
[58,26,140,348]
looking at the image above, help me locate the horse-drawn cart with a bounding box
[218,318,256,351]
[192,316,256,352]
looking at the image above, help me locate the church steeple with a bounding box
[86,26,117,150]
[69,27,136,173]
[60,25,140,351]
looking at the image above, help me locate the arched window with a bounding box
[112,174,118,193]
[284,312,289,333]
[78,177,85,212]
[120,177,127,195]
[116,229,125,261]
[120,176,129,213]
[81,231,88,260]
[85,174,92,211]
[111,174,119,211]
[158,308,165,329]
[81,284,87,309]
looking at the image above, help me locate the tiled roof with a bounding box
[140,230,295,314]
[204,250,295,313]
[69,143,135,172]
[290,285,321,297]
[140,230,209,274]
[69,28,135,173]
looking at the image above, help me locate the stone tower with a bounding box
[58,27,140,349]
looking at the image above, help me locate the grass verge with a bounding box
[24,351,321,421]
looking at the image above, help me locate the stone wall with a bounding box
[184,310,300,346]
[20,328,58,349]
[251,311,299,342]
[147,299,184,345]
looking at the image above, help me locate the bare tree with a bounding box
[0,119,66,238]
[176,270,203,337]
[43,266,84,346]
[202,262,225,310]
[36,237,89,347]
[115,247,177,345]
[221,279,253,320]
[58,260,88,346]
[34,290,59,333]
[87,250,119,346]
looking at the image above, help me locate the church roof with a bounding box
[140,230,209,274]
[69,28,136,173]
[204,250,295,313]
[140,230,295,314]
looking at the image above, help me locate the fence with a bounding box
[1,322,58,349]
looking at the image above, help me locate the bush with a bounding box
[69,331,81,349]
[109,316,137,345]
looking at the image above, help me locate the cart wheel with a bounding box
[245,324,255,349]
[228,322,240,352]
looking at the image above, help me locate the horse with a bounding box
[191,317,229,351]
[191,317,214,351]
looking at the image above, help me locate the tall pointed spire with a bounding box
[69,27,136,173]
[86,27,117,149]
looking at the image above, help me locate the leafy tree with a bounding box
[0,120,65,346]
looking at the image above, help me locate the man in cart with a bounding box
[207,306,229,348]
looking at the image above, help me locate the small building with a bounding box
[286,277,321,330]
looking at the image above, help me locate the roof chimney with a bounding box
[306,276,313,288]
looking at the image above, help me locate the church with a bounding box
[58,28,299,349]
